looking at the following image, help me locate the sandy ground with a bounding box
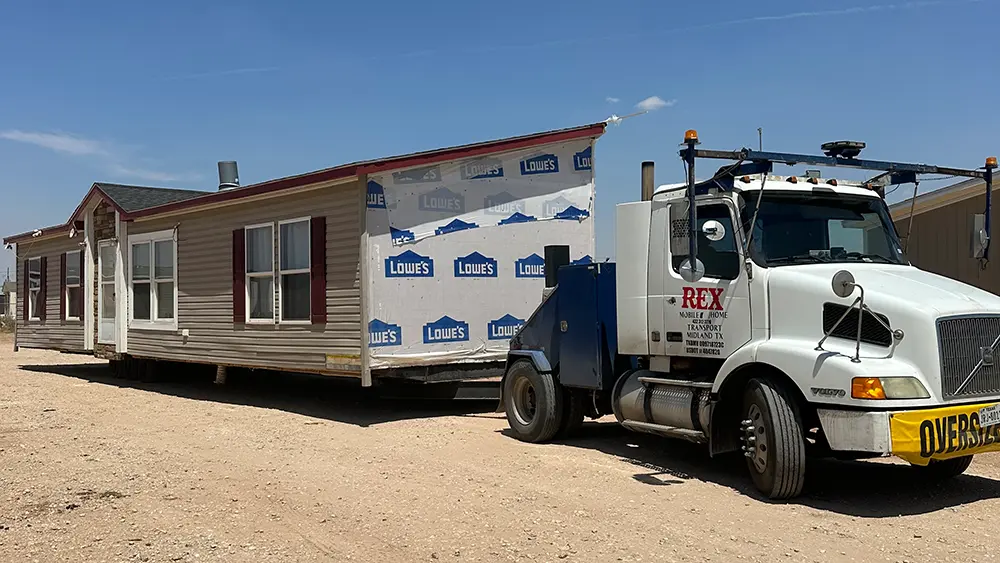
[3,335,1000,562]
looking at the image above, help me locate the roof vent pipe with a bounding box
[218,161,240,191]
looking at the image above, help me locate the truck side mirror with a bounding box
[971,213,989,259]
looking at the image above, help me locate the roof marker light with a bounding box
[787,176,798,184]
[740,175,751,183]
[988,156,998,169]
[827,179,839,186]
[808,177,819,185]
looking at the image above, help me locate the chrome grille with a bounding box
[938,315,1000,399]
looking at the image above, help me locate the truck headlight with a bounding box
[851,377,931,400]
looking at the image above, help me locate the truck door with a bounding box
[663,201,752,359]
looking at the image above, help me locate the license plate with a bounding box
[980,404,1000,427]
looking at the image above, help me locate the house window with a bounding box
[0,293,8,316]
[28,257,41,320]
[278,218,310,322]
[245,223,274,322]
[65,250,82,320]
[129,230,177,327]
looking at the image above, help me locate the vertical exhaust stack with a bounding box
[542,245,570,301]
[218,161,240,191]
[641,161,655,201]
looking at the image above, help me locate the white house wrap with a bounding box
[365,139,597,369]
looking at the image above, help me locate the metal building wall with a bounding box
[894,191,1000,294]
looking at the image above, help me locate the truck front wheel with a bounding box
[742,378,807,499]
[504,360,564,443]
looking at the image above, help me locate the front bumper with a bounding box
[817,401,1000,466]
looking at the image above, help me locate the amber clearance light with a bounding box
[988,156,998,169]
[851,377,887,400]
[684,129,699,143]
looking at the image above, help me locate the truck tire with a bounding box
[557,388,586,439]
[504,360,563,443]
[911,455,973,480]
[742,377,807,499]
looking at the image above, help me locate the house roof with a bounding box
[4,121,606,244]
[1,280,14,294]
[889,177,991,221]
[94,183,209,213]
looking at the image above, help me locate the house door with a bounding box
[98,242,116,345]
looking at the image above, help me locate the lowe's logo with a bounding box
[573,146,592,171]
[488,314,525,340]
[498,212,536,226]
[366,180,395,209]
[423,316,469,344]
[572,255,593,265]
[393,166,440,184]
[368,319,402,347]
[555,206,590,221]
[385,250,434,278]
[454,251,497,278]
[390,226,415,246]
[419,187,465,213]
[461,158,504,180]
[543,196,574,217]
[515,253,545,278]
[484,192,525,216]
[520,153,559,175]
[435,218,478,236]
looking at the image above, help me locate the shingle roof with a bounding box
[1,280,14,294]
[94,183,209,213]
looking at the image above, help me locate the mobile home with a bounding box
[3,123,605,385]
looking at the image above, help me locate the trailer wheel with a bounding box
[504,360,563,443]
[911,455,973,481]
[557,388,586,439]
[742,378,806,500]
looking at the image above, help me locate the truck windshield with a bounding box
[740,191,906,267]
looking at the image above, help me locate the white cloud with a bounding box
[0,129,199,185]
[635,96,677,111]
[162,66,280,81]
[606,97,620,104]
[108,164,202,184]
[0,130,109,156]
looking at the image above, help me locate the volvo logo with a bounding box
[981,346,995,367]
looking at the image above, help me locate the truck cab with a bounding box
[500,132,1000,499]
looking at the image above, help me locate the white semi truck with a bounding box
[499,130,1000,499]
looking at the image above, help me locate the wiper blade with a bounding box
[767,254,827,265]
[844,252,895,264]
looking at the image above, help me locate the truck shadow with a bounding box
[19,362,499,428]
[549,420,1000,517]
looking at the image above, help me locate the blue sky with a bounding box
[1,0,997,278]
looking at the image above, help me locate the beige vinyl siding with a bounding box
[15,236,87,351]
[125,181,363,373]
[894,191,1000,294]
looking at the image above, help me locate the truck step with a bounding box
[620,420,708,443]
[637,376,714,389]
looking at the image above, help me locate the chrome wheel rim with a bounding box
[747,404,769,473]
[512,377,537,427]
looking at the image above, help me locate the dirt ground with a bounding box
[3,335,1000,562]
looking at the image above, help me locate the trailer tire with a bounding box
[911,455,973,481]
[557,388,586,439]
[503,360,563,443]
[742,377,806,500]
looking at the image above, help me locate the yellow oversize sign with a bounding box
[890,402,1000,465]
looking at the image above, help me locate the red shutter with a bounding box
[233,228,246,323]
[22,260,28,322]
[38,256,47,322]
[59,253,66,321]
[78,250,86,319]
[310,216,327,324]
